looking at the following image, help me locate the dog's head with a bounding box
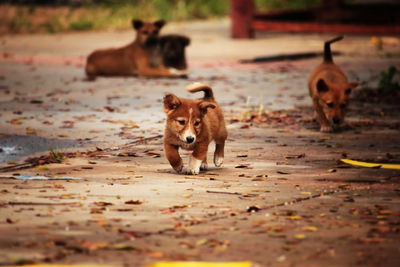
[159,34,190,70]
[132,19,165,46]
[163,93,215,145]
[316,78,358,126]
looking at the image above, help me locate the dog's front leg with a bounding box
[164,143,183,173]
[187,143,208,175]
[313,99,332,132]
[200,156,208,171]
[137,59,186,78]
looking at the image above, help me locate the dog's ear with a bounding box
[198,101,216,115]
[154,20,166,29]
[316,79,329,93]
[345,82,358,95]
[181,36,190,46]
[164,93,181,114]
[132,19,144,30]
[349,82,358,88]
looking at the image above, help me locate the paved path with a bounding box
[0,20,400,266]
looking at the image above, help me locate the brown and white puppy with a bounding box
[308,36,358,132]
[163,83,227,175]
[85,19,185,79]
[159,34,190,70]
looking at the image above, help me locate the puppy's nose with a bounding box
[186,136,195,144]
[332,117,341,124]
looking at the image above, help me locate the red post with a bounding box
[230,0,255,38]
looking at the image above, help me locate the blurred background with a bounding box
[0,0,322,34]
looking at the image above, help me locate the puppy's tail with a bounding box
[324,36,343,63]
[187,82,214,101]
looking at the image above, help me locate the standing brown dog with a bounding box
[308,36,358,132]
[85,19,185,78]
[163,83,227,175]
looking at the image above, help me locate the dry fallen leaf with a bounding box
[93,201,113,207]
[111,243,139,251]
[235,164,251,169]
[80,241,108,251]
[146,251,165,259]
[9,119,23,125]
[302,226,318,232]
[287,215,302,220]
[36,166,49,171]
[294,233,306,240]
[26,127,37,135]
[102,119,139,128]
[125,200,143,205]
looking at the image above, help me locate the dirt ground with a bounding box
[1,19,400,267]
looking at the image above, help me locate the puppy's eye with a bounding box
[194,121,200,127]
[177,120,185,125]
[340,103,347,108]
[326,102,334,108]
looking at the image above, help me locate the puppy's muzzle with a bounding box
[332,117,341,125]
[186,136,195,144]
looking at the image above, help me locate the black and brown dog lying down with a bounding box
[158,34,190,71]
[85,20,190,79]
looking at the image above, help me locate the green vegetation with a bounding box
[256,0,322,11]
[49,148,64,163]
[378,66,399,90]
[69,20,94,31]
[0,0,322,34]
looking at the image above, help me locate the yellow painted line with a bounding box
[146,262,252,267]
[340,159,400,170]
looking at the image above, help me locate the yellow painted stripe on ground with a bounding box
[146,262,252,267]
[340,159,400,170]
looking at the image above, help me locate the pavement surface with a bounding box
[0,19,400,267]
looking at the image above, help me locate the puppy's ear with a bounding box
[316,79,329,93]
[181,36,190,46]
[345,82,358,95]
[154,20,166,29]
[164,93,181,114]
[349,82,359,88]
[132,19,144,30]
[198,101,216,115]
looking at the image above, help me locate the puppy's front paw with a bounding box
[174,163,184,173]
[214,156,224,167]
[320,125,333,133]
[183,166,200,175]
[185,157,202,175]
[169,68,189,78]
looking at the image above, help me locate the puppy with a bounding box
[85,19,184,78]
[308,36,358,132]
[163,83,228,175]
[158,34,190,70]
